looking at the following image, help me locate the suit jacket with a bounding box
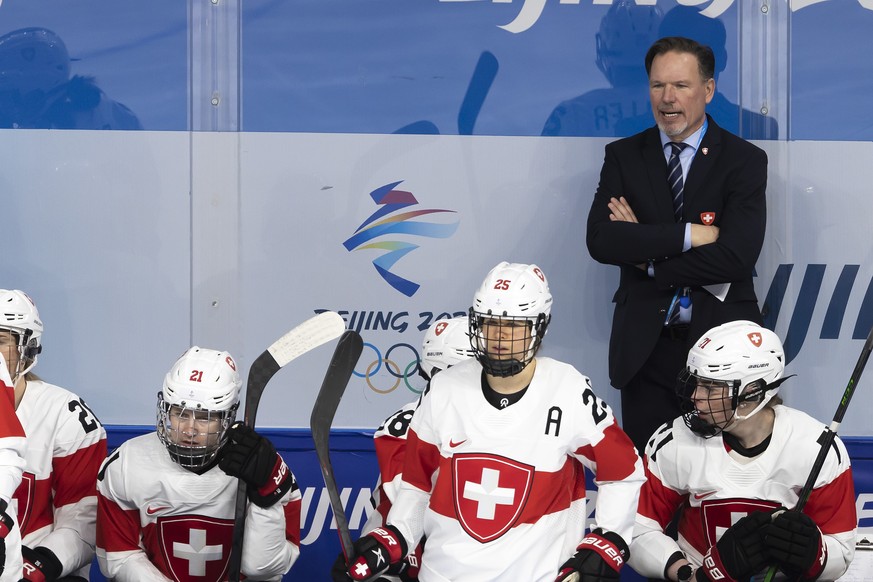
[587,115,766,388]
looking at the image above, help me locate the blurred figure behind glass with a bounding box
[0,27,142,130]
[542,0,662,137]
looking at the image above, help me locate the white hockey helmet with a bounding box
[0,289,43,378]
[469,262,552,377]
[420,316,475,381]
[677,321,786,437]
[157,346,241,469]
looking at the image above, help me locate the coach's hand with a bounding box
[555,528,628,582]
[765,509,827,580]
[696,511,770,582]
[219,422,292,507]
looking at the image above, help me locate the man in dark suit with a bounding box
[587,36,766,454]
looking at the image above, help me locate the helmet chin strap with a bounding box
[480,356,525,378]
[687,413,720,437]
[14,356,36,383]
[9,358,31,389]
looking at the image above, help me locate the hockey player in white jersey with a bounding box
[629,321,856,582]
[332,316,475,582]
[339,262,645,582]
[0,351,27,582]
[0,289,107,581]
[96,347,301,581]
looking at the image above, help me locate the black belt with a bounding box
[661,324,690,341]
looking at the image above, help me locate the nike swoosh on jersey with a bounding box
[448,439,466,448]
[692,491,717,501]
[146,505,170,515]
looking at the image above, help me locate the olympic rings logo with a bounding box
[354,342,423,395]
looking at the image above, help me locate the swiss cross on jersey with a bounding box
[700,498,779,547]
[452,453,534,543]
[158,516,233,582]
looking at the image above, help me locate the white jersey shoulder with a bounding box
[646,405,849,500]
[17,380,105,470]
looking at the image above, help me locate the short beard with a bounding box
[657,120,688,138]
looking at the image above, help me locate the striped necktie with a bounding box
[666,142,690,326]
[667,142,688,222]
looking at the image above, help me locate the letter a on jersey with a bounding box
[452,453,534,543]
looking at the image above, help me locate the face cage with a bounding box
[0,328,39,380]
[469,310,546,378]
[156,395,238,469]
[676,369,743,438]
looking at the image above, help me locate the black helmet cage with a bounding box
[677,369,773,438]
[156,392,239,469]
[468,308,549,377]
[17,328,41,360]
[1,328,42,374]
[677,368,740,438]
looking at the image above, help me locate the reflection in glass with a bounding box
[0,27,142,130]
[542,1,662,137]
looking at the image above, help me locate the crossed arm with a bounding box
[608,196,720,248]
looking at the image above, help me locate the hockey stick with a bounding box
[227,311,347,582]
[762,323,873,582]
[311,330,364,565]
[457,50,498,135]
[389,50,498,135]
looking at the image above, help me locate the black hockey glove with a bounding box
[219,422,292,507]
[331,552,354,582]
[696,510,770,582]
[555,528,628,582]
[764,509,827,580]
[344,525,408,582]
[21,545,63,582]
[389,543,422,582]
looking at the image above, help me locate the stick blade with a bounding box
[243,311,346,426]
[268,311,346,367]
[244,311,346,427]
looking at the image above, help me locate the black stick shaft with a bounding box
[796,325,873,510]
[763,325,873,582]
[311,331,364,563]
[228,354,280,582]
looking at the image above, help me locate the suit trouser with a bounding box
[620,327,689,455]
